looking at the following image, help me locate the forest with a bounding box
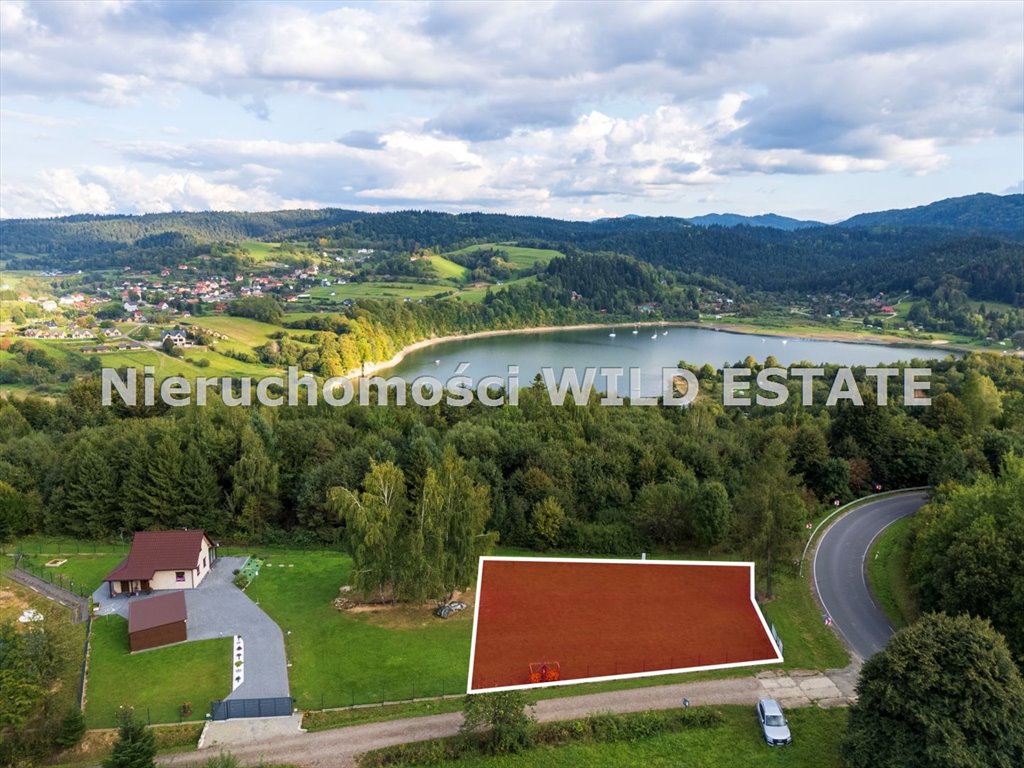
[1,353,1021,571]
[3,195,1021,304]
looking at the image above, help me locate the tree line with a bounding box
[1,353,1021,601]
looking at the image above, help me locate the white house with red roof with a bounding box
[103,530,216,597]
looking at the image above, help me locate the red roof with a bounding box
[104,530,212,583]
[129,591,187,634]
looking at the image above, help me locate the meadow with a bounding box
[427,254,471,282]
[445,243,564,269]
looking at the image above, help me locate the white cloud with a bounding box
[0,1,1020,218]
[0,166,315,218]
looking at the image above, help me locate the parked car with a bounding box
[756,698,792,746]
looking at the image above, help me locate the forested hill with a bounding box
[687,213,825,230]
[2,194,1022,303]
[0,209,367,259]
[837,193,1024,233]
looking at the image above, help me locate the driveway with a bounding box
[91,556,290,701]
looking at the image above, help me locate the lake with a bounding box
[386,325,949,398]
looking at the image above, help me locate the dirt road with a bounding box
[160,664,855,767]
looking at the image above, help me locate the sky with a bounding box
[1,0,1022,222]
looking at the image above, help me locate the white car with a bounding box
[756,698,792,746]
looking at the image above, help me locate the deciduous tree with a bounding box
[841,613,1024,768]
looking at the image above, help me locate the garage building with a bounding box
[128,591,187,652]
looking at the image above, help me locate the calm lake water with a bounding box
[387,326,949,398]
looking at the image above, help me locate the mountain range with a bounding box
[686,212,824,230]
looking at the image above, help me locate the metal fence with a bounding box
[210,696,295,721]
[303,680,466,712]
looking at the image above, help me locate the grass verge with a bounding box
[358,705,846,768]
[865,516,919,629]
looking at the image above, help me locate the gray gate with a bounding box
[210,696,294,721]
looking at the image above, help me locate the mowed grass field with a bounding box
[236,545,844,712]
[238,549,473,709]
[424,705,846,768]
[238,241,320,264]
[86,616,231,728]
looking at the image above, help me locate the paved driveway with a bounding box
[91,556,290,700]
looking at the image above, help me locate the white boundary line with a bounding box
[466,555,783,694]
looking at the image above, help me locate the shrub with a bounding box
[202,752,240,768]
[56,707,86,749]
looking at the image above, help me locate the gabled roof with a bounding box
[104,530,212,583]
[129,591,187,634]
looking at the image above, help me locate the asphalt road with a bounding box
[812,491,929,660]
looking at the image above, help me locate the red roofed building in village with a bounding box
[103,530,216,597]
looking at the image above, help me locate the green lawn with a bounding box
[241,550,473,709]
[14,552,125,598]
[85,616,232,728]
[400,705,846,768]
[865,517,919,629]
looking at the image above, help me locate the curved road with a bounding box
[813,491,928,660]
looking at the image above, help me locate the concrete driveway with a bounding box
[91,556,290,701]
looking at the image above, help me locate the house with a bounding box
[128,591,187,652]
[103,530,216,597]
[161,329,190,347]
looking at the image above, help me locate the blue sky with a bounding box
[1,0,1022,221]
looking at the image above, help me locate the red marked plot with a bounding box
[468,557,782,692]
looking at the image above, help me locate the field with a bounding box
[457,275,540,303]
[238,241,319,265]
[400,705,846,768]
[470,559,780,691]
[302,281,454,303]
[188,315,296,347]
[85,616,232,728]
[427,255,471,282]
[238,548,473,709]
[865,517,919,629]
[446,243,564,269]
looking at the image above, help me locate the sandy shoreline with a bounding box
[347,319,958,379]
